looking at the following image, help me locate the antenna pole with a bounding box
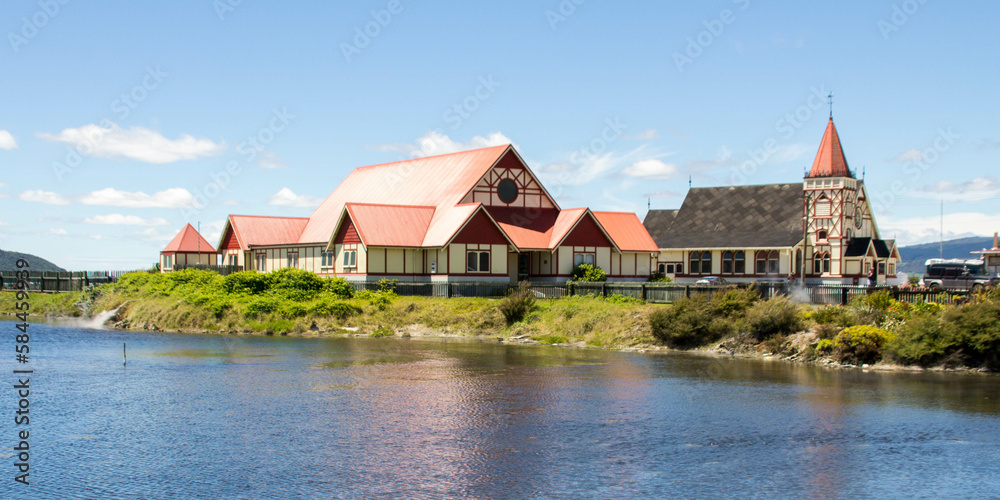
[828,92,833,118]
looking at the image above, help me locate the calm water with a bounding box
[3,323,999,499]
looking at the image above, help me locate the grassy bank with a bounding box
[3,268,998,370]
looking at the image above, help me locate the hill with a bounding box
[0,249,66,272]
[896,236,994,274]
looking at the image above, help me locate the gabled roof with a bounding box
[221,215,309,250]
[642,209,677,245]
[593,212,659,252]
[163,223,216,254]
[644,184,804,249]
[808,118,853,178]
[844,237,897,259]
[484,206,563,250]
[343,203,435,248]
[300,144,512,245]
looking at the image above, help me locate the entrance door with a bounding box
[518,254,530,282]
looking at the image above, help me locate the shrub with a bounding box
[499,282,536,325]
[322,277,354,299]
[280,302,308,318]
[812,305,854,327]
[889,313,953,366]
[571,264,607,282]
[268,268,325,301]
[834,325,894,365]
[649,296,727,348]
[744,297,802,341]
[647,272,672,283]
[709,288,759,318]
[371,327,395,338]
[816,339,834,353]
[308,300,362,320]
[943,302,1000,367]
[244,296,280,318]
[603,294,645,304]
[223,271,270,295]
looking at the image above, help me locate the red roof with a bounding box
[486,206,562,250]
[221,215,309,250]
[344,203,435,247]
[300,144,513,244]
[593,212,659,252]
[162,223,216,254]
[808,118,852,178]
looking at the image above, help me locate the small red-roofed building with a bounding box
[971,232,1000,276]
[160,223,218,272]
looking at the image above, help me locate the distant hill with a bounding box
[897,236,994,274]
[0,249,66,272]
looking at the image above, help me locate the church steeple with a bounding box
[807,118,853,178]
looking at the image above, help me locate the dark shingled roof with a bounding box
[844,237,873,257]
[643,184,804,249]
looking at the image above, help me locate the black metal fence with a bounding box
[0,270,146,293]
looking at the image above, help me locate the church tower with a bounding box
[802,117,878,278]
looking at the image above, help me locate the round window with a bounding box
[497,179,518,203]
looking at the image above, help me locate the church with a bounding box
[208,144,658,282]
[643,117,900,285]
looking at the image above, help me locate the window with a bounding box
[878,262,886,275]
[467,250,490,273]
[658,264,665,274]
[758,250,778,274]
[255,253,266,272]
[814,195,831,217]
[228,255,237,266]
[795,249,802,275]
[287,252,299,269]
[817,230,828,241]
[342,250,357,271]
[813,252,830,274]
[722,251,733,274]
[321,251,335,268]
[734,251,745,274]
[690,251,700,274]
[573,253,596,267]
[675,263,683,274]
[666,264,675,274]
[164,255,173,269]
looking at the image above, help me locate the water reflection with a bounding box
[10,323,1000,499]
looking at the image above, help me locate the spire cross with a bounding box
[828,92,834,118]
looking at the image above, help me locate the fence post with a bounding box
[601,283,607,297]
[685,285,690,298]
[641,283,646,301]
[841,288,848,306]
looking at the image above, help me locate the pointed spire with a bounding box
[993,231,999,250]
[807,118,853,178]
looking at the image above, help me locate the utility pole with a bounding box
[802,193,810,284]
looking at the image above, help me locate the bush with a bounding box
[649,296,728,348]
[322,277,354,299]
[603,294,645,304]
[244,297,280,318]
[571,264,606,282]
[709,288,759,318]
[943,302,1000,367]
[889,313,953,366]
[834,325,894,365]
[499,282,536,325]
[744,297,802,341]
[371,327,395,338]
[816,339,834,353]
[223,271,271,295]
[308,300,362,320]
[647,272,672,283]
[268,268,325,301]
[280,302,308,318]
[812,305,854,327]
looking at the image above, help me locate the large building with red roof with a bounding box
[209,144,659,282]
[644,118,901,285]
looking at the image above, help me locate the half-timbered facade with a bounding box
[644,118,900,285]
[198,144,659,282]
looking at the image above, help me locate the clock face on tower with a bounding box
[854,207,863,229]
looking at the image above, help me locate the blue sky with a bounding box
[1,0,998,270]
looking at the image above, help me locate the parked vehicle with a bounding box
[920,259,998,292]
[694,276,727,285]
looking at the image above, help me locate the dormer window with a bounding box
[817,230,828,241]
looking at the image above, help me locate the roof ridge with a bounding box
[346,202,437,210]
[353,143,510,172]
[230,214,310,220]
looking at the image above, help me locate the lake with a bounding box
[3,323,999,499]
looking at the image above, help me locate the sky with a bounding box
[1,0,998,270]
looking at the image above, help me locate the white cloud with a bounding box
[771,143,810,163]
[37,123,225,164]
[621,159,680,180]
[375,131,514,158]
[134,227,178,242]
[0,182,7,187]
[0,220,9,226]
[80,187,201,209]
[642,190,680,199]
[267,187,323,207]
[625,129,659,140]
[0,130,16,150]
[910,176,1000,202]
[83,214,171,226]
[880,212,1000,246]
[0,193,9,199]
[223,199,239,206]
[890,148,925,163]
[43,228,68,236]
[20,190,71,205]
[257,150,289,169]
